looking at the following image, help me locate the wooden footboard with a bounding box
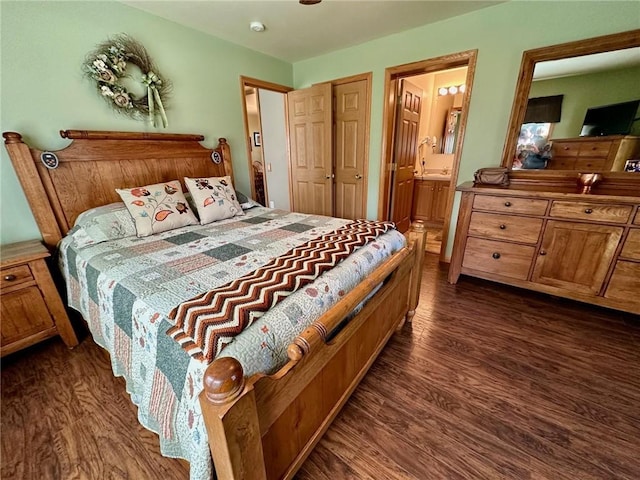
[200,221,426,480]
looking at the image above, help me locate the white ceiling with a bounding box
[533,47,640,80]
[122,1,503,62]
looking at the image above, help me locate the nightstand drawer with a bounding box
[550,201,632,223]
[462,237,535,280]
[1,286,54,347]
[473,195,548,216]
[468,212,543,244]
[1,265,33,289]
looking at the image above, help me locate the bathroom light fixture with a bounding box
[250,21,265,32]
[438,84,465,96]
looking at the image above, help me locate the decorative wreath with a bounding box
[83,34,171,128]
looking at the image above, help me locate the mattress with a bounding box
[58,206,406,479]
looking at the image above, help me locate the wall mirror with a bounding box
[501,30,640,183]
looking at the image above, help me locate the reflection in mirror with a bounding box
[502,30,640,178]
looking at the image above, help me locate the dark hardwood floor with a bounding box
[2,254,639,479]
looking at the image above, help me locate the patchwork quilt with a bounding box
[58,207,406,480]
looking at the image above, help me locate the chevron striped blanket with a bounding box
[167,219,395,362]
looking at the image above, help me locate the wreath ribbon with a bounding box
[142,71,168,128]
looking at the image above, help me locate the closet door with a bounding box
[287,84,333,216]
[334,79,368,220]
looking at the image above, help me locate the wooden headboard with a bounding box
[3,130,233,250]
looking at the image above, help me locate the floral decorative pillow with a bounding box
[69,202,137,248]
[184,176,244,224]
[116,180,198,237]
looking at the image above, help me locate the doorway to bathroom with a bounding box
[379,50,477,261]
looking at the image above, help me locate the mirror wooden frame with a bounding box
[500,29,640,189]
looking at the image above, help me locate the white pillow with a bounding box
[69,202,137,248]
[116,180,198,237]
[184,176,244,225]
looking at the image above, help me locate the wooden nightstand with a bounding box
[1,240,78,356]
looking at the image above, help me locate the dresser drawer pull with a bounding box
[584,208,593,214]
[492,252,501,259]
[539,250,547,256]
[504,201,511,207]
[4,274,17,281]
[499,224,506,230]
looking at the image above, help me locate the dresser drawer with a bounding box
[604,261,640,314]
[549,201,632,223]
[462,237,535,280]
[573,158,607,171]
[621,229,640,260]
[468,212,543,244]
[1,265,33,290]
[473,195,548,216]
[547,158,576,170]
[578,141,612,158]
[552,142,580,157]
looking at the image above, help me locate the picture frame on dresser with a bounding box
[624,159,640,172]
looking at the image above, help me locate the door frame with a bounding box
[314,72,372,219]
[378,50,477,262]
[239,76,292,203]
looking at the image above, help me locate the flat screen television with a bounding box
[580,99,640,137]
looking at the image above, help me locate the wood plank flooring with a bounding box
[2,254,639,479]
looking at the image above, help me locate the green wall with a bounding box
[530,66,640,139]
[0,1,292,244]
[292,1,640,257]
[2,1,639,251]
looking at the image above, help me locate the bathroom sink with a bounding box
[415,173,451,181]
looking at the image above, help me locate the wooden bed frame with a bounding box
[3,130,426,480]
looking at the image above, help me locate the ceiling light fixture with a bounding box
[299,0,322,5]
[249,21,265,32]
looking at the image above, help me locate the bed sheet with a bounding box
[58,206,406,479]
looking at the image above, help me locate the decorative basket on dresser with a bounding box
[448,182,640,315]
[1,240,78,356]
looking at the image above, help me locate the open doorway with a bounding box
[379,50,477,261]
[240,76,292,209]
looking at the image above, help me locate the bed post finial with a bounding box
[203,357,245,405]
[200,357,267,480]
[3,132,23,144]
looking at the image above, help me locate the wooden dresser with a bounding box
[549,135,640,171]
[449,182,640,314]
[1,240,78,356]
